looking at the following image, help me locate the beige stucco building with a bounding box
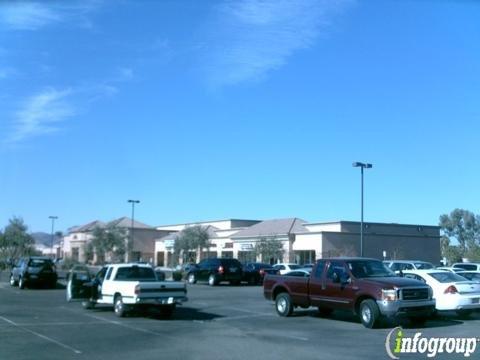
[62,217,170,264]
[154,218,441,267]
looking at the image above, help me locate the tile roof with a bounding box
[158,225,219,241]
[232,218,307,238]
[107,217,153,229]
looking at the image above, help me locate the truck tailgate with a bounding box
[137,281,187,300]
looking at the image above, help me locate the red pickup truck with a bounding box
[263,258,435,328]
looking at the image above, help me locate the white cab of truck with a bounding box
[67,263,187,318]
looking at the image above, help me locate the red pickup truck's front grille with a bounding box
[401,288,429,301]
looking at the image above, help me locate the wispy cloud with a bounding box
[0,0,101,31]
[8,88,75,143]
[203,0,354,87]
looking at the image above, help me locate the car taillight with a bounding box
[218,266,224,274]
[259,269,265,276]
[134,285,141,295]
[444,285,458,294]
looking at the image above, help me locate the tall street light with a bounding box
[48,216,58,259]
[127,200,140,263]
[352,162,372,257]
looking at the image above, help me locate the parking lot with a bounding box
[1,272,479,360]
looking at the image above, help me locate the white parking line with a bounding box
[60,306,176,338]
[0,316,82,354]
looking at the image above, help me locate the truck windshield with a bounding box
[347,261,396,278]
[115,266,156,281]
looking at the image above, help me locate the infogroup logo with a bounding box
[385,327,479,359]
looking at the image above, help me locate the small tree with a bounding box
[254,238,284,264]
[89,225,128,264]
[439,209,480,261]
[440,236,463,265]
[174,226,211,263]
[0,217,36,264]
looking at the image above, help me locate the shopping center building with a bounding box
[154,218,441,267]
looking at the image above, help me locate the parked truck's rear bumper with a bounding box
[376,299,436,317]
[127,296,188,306]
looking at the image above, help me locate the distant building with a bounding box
[62,217,170,264]
[154,219,440,267]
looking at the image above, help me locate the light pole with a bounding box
[48,216,58,259]
[127,199,140,262]
[352,162,372,257]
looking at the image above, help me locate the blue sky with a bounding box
[1,0,479,233]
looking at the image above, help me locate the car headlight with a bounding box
[381,289,398,301]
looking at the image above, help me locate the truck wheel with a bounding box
[275,293,293,317]
[187,273,196,284]
[159,304,176,318]
[9,274,17,287]
[208,274,218,286]
[114,295,126,317]
[82,300,95,310]
[359,299,380,328]
[19,277,26,289]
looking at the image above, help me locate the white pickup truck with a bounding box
[66,263,187,318]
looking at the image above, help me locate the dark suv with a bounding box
[10,257,58,289]
[186,258,243,286]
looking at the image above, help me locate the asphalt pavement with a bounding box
[1,271,479,360]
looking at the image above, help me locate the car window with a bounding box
[429,272,469,283]
[288,265,301,270]
[96,267,108,282]
[414,262,434,270]
[348,260,395,278]
[28,259,53,268]
[454,264,478,271]
[286,271,309,277]
[403,273,416,280]
[198,259,208,267]
[414,274,426,283]
[105,267,113,280]
[115,266,156,281]
[327,261,348,281]
[314,261,326,279]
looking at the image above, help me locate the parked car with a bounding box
[284,268,311,277]
[436,267,464,273]
[456,271,480,282]
[383,260,435,274]
[186,258,243,286]
[67,263,187,318]
[403,269,480,317]
[242,262,277,285]
[264,258,435,328]
[301,263,315,269]
[272,263,302,275]
[10,256,58,289]
[451,263,480,271]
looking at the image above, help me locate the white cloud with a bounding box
[204,0,354,87]
[8,88,75,143]
[117,67,134,81]
[0,1,101,31]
